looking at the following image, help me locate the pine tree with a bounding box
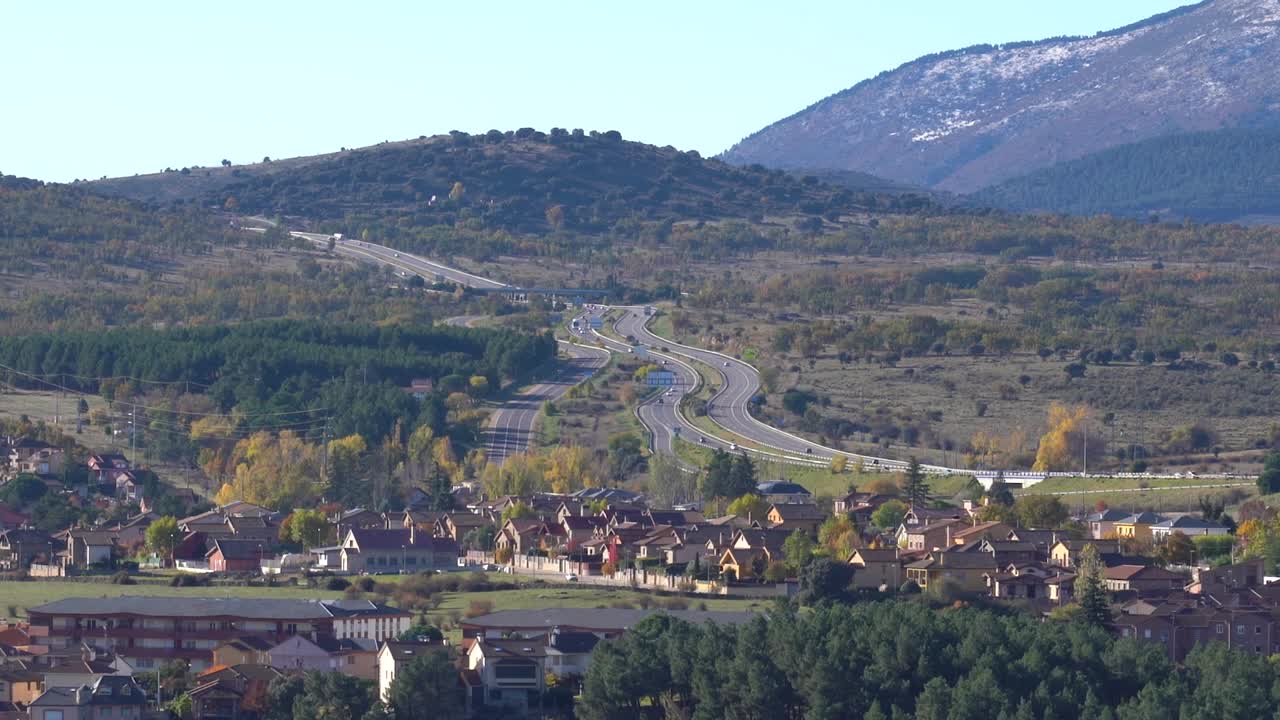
[1077,544,1111,626]
[902,456,931,508]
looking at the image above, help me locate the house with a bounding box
[87,454,131,486]
[39,657,122,689]
[0,666,44,705]
[1104,565,1186,594]
[378,641,450,702]
[225,515,275,544]
[267,635,334,672]
[718,529,790,581]
[0,528,56,570]
[461,637,546,717]
[544,629,600,678]
[833,492,893,517]
[495,519,543,556]
[1115,606,1279,662]
[984,562,1064,603]
[1190,559,1265,595]
[104,513,156,549]
[333,508,385,540]
[27,675,147,720]
[64,530,118,569]
[1113,512,1167,541]
[902,519,964,552]
[114,472,144,503]
[1004,528,1062,557]
[9,439,64,478]
[339,527,459,574]
[403,378,435,400]
[949,521,1012,546]
[905,550,999,593]
[0,503,31,531]
[27,597,410,671]
[212,638,274,667]
[436,512,490,543]
[188,664,282,720]
[559,516,606,553]
[765,503,824,535]
[756,481,812,505]
[207,539,267,573]
[1086,509,1130,539]
[848,548,903,591]
[903,506,965,526]
[394,510,445,532]
[1149,516,1231,541]
[1049,539,1122,568]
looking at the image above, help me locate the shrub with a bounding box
[110,571,136,585]
[464,600,494,619]
[325,577,351,591]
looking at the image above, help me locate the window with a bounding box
[43,711,64,720]
[1216,624,1225,634]
[1238,625,1246,636]
[1256,626,1262,635]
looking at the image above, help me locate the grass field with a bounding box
[0,389,117,451]
[672,437,974,499]
[0,580,344,619]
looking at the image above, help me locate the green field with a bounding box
[0,580,343,619]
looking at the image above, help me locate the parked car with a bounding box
[565,573,578,582]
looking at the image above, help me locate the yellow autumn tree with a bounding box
[543,446,596,494]
[1033,403,1104,471]
[481,453,547,498]
[225,430,320,509]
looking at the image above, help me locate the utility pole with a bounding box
[1083,425,1088,476]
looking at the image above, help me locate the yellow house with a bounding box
[212,638,273,667]
[1112,512,1165,541]
[1049,539,1122,568]
[0,667,43,705]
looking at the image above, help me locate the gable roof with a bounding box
[1118,512,1166,525]
[1151,516,1228,530]
[1106,565,1184,581]
[347,528,459,553]
[768,503,825,521]
[207,539,266,561]
[757,481,811,496]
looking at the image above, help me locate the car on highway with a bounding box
[805,448,812,454]
[729,443,738,451]
[393,252,399,257]
[698,437,706,444]
[565,573,578,582]
[723,361,729,367]
[657,398,663,404]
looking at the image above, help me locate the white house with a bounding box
[1149,515,1231,541]
[378,641,447,703]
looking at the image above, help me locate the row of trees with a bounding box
[579,601,1280,720]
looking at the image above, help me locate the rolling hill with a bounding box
[89,130,941,236]
[721,0,1280,194]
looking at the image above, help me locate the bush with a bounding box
[169,574,209,587]
[355,576,377,592]
[110,571,136,585]
[464,600,494,619]
[325,577,351,591]
[899,579,922,594]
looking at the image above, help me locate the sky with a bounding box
[3,0,1188,182]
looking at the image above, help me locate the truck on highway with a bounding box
[571,318,580,331]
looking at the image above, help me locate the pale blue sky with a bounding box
[4,0,1186,182]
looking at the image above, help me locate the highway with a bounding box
[481,340,609,465]
[290,232,508,289]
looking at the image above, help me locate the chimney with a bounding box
[409,522,416,545]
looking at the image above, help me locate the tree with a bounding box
[448,181,465,202]
[700,449,739,500]
[283,509,330,548]
[902,457,930,508]
[870,499,908,530]
[1033,402,1103,472]
[830,455,848,474]
[1158,531,1194,566]
[607,433,645,482]
[725,454,756,499]
[646,454,695,510]
[386,650,464,720]
[763,560,789,583]
[1013,495,1069,528]
[0,473,46,506]
[986,470,1015,506]
[397,623,444,643]
[500,501,537,525]
[797,557,853,605]
[146,516,182,564]
[726,494,769,522]
[782,529,815,573]
[817,514,859,559]
[1258,451,1280,494]
[289,671,377,720]
[1076,544,1111,626]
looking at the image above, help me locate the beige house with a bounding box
[848,548,902,590]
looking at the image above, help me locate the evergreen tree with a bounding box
[1077,544,1111,627]
[729,453,757,498]
[987,469,1014,506]
[902,457,931,508]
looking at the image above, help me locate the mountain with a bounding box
[970,128,1280,222]
[721,0,1280,194]
[89,130,937,235]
